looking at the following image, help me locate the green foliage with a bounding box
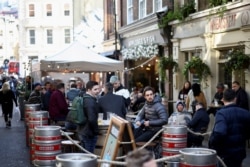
[158,0,196,28]
[225,49,250,72]
[159,56,178,81]
[183,56,212,82]
[209,0,227,17]
[209,0,228,7]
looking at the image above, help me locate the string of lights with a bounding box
[123,55,157,72]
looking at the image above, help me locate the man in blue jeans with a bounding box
[134,86,168,142]
[77,81,100,153]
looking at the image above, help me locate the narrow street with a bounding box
[0,112,31,167]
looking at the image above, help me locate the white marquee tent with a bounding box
[40,41,124,72]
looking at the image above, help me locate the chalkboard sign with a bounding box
[99,116,136,167]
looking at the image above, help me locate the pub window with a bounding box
[139,0,146,19]
[127,0,133,24]
[154,0,162,12]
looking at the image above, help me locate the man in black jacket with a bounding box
[77,80,100,153]
[187,102,209,147]
[98,82,126,119]
[232,81,249,110]
[209,89,250,167]
[134,86,168,142]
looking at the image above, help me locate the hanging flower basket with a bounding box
[225,49,250,71]
[189,67,197,74]
[183,56,212,81]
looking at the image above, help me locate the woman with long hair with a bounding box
[0,82,18,128]
[186,83,207,114]
[178,81,191,102]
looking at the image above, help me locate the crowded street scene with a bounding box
[0,0,250,167]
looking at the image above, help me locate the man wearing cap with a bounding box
[28,82,42,105]
[207,83,225,116]
[168,100,191,125]
[109,75,130,108]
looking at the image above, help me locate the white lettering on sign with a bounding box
[210,13,237,31]
[128,36,156,47]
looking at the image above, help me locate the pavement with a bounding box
[1,110,250,167]
[0,111,31,167]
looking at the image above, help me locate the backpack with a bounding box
[66,96,88,125]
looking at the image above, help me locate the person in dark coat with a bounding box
[207,83,225,115]
[232,81,249,110]
[28,82,42,104]
[41,82,52,111]
[0,82,18,128]
[134,86,168,142]
[49,83,68,123]
[98,82,126,119]
[209,89,250,167]
[77,81,100,153]
[187,102,209,147]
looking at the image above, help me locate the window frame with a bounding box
[64,3,70,16]
[127,0,133,24]
[29,4,35,17]
[139,0,147,19]
[64,29,71,44]
[46,4,52,16]
[46,29,53,44]
[29,29,35,45]
[154,0,162,12]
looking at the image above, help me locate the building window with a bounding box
[29,4,35,17]
[29,30,35,44]
[46,29,53,44]
[127,0,133,24]
[154,0,162,12]
[139,0,146,19]
[64,29,71,44]
[46,4,52,16]
[64,3,70,16]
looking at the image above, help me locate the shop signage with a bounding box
[128,35,156,47]
[210,13,237,32]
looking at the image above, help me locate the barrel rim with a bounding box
[180,148,217,156]
[56,153,97,162]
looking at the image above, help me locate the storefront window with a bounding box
[219,50,232,88]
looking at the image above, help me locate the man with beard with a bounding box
[133,86,168,142]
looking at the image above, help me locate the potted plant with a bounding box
[183,56,212,81]
[225,49,250,72]
[159,56,178,81]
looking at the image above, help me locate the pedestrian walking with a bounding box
[0,82,18,128]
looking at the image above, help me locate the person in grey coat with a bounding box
[134,86,168,142]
